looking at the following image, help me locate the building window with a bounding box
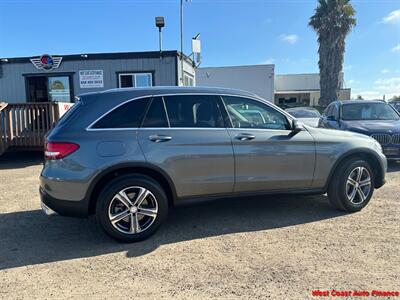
[183,73,194,86]
[118,73,152,88]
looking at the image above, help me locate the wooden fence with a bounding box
[0,102,60,156]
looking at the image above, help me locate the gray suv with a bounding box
[40,87,387,242]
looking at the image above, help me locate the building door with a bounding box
[26,75,73,102]
[27,76,48,102]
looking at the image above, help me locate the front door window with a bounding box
[222,96,290,130]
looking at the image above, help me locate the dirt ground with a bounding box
[0,152,399,299]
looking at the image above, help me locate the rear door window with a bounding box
[92,98,149,128]
[164,95,224,128]
[142,97,169,128]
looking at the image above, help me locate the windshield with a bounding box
[341,103,400,121]
[390,102,400,111]
[286,108,320,118]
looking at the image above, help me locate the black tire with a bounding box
[327,159,375,212]
[96,174,168,242]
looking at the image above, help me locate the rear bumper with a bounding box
[40,187,89,218]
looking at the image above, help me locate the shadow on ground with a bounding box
[0,194,346,270]
[0,151,43,170]
[387,161,400,173]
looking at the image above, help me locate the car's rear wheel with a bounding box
[328,159,375,212]
[96,175,168,242]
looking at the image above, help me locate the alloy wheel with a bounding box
[108,186,158,234]
[346,167,372,205]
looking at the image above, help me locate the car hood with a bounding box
[341,119,400,134]
[305,125,373,140]
[297,118,319,127]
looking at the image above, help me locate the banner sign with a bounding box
[79,70,104,88]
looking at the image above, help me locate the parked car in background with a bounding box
[40,87,386,242]
[390,100,400,113]
[319,100,400,160]
[285,107,321,127]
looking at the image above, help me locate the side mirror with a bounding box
[291,119,303,133]
[327,115,337,121]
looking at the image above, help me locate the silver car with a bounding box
[40,87,387,242]
[285,107,321,127]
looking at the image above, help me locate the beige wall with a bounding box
[309,89,352,105]
[274,88,351,106]
[338,89,351,100]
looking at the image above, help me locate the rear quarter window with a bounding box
[91,98,149,129]
[56,101,81,127]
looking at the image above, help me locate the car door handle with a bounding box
[149,135,172,143]
[235,133,256,141]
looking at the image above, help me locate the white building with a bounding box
[275,73,351,106]
[196,65,351,106]
[196,65,275,102]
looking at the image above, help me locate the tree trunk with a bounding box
[318,34,340,107]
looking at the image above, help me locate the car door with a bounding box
[221,95,316,192]
[137,95,234,199]
[320,104,331,128]
[321,103,340,129]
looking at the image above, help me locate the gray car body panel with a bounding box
[137,128,235,198]
[40,87,387,216]
[306,126,387,188]
[227,128,316,191]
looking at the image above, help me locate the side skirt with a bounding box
[174,188,326,207]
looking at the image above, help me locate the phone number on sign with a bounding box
[312,290,399,297]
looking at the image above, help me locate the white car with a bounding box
[285,107,321,127]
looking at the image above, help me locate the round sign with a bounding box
[40,54,54,70]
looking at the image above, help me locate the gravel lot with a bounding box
[0,152,399,299]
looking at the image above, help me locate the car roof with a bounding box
[337,99,386,105]
[285,107,318,111]
[79,86,261,103]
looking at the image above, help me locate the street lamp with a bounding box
[155,16,165,56]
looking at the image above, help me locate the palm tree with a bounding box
[309,0,356,106]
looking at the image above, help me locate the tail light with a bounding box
[45,142,79,160]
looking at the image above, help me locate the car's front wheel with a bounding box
[96,175,168,242]
[328,159,375,212]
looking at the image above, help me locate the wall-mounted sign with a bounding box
[30,54,62,70]
[79,70,104,88]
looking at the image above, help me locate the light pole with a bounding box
[155,16,165,56]
[180,0,190,85]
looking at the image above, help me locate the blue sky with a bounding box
[0,0,399,99]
